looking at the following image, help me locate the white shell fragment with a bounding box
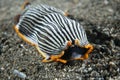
[13,69,27,79]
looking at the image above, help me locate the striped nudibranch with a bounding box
[14,2,93,63]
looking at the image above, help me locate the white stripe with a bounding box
[34,26,59,47]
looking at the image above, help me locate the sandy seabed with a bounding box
[0,0,120,80]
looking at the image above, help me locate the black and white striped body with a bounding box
[16,4,89,55]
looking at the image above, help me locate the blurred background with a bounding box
[0,0,120,80]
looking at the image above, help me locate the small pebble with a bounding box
[1,67,5,70]
[54,78,58,80]
[83,69,88,73]
[108,8,113,13]
[88,67,92,71]
[109,61,116,66]
[82,64,86,68]
[19,44,25,48]
[91,71,100,77]
[104,0,109,5]
[117,68,119,72]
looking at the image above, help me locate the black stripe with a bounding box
[35,25,60,47]
[37,33,58,49]
[44,14,66,43]
[63,17,73,40]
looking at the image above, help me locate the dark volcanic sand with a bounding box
[0,0,120,80]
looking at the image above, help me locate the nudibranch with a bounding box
[14,1,93,63]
